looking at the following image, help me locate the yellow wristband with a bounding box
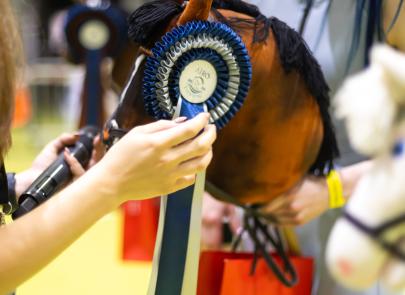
[326,170,345,209]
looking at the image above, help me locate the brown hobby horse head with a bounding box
[105,0,339,207]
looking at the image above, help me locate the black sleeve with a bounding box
[6,173,17,208]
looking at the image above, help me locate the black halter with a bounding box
[344,210,405,261]
[342,139,405,260]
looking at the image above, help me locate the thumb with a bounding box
[89,135,105,167]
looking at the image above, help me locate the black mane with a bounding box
[128,0,183,47]
[128,0,269,46]
[213,0,262,18]
[268,17,339,173]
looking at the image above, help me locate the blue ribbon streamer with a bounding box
[155,102,204,295]
[65,3,128,126]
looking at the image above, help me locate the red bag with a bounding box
[122,198,159,261]
[197,251,313,295]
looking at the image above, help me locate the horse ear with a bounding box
[177,0,213,25]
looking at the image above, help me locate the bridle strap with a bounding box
[102,122,129,148]
[106,127,128,140]
[344,210,405,261]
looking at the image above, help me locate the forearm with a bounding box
[339,160,373,201]
[0,114,215,293]
[14,170,35,200]
[0,164,118,294]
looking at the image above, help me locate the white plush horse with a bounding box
[326,44,405,291]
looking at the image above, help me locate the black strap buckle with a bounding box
[102,119,128,149]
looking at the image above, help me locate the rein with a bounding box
[238,214,298,286]
[208,180,299,286]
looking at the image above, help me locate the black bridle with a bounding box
[344,210,405,261]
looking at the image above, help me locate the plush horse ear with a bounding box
[177,0,213,25]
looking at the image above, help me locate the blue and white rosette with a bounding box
[144,21,251,295]
[65,3,127,126]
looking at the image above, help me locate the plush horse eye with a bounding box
[392,141,404,157]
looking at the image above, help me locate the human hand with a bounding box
[16,132,104,197]
[201,192,241,250]
[63,134,105,178]
[97,113,217,203]
[263,176,329,226]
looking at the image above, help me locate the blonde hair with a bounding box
[0,0,22,158]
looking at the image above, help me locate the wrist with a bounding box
[86,163,122,210]
[337,169,351,201]
[338,160,373,200]
[318,176,330,211]
[15,169,38,200]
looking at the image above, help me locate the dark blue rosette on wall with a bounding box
[64,3,127,127]
[143,21,252,295]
